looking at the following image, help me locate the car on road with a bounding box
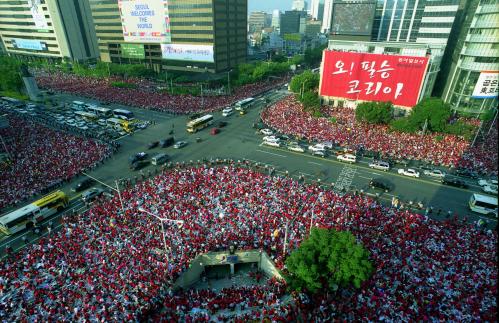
[287,143,305,153]
[260,128,273,136]
[130,160,149,171]
[312,150,327,158]
[308,144,325,153]
[453,168,478,179]
[369,179,392,192]
[368,160,390,171]
[263,135,280,143]
[81,188,105,203]
[337,153,357,164]
[147,141,159,149]
[160,137,174,148]
[478,178,498,187]
[210,128,220,135]
[72,178,94,192]
[482,184,498,195]
[263,140,280,147]
[398,168,420,178]
[317,142,334,150]
[218,121,228,128]
[424,169,446,179]
[222,107,233,117]
[173,141,188,149]
[441,176,468,188]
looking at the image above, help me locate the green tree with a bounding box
[407,98,451,132]
[300,91,320,111]
[289,71,320,94]
[0,56,23,93]
[355,101,394,124]
[285,228,373,293]
[304,44,327,66]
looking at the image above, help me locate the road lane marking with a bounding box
[358,176,372,180]
[308,161,322,166]
[255,149,287,158]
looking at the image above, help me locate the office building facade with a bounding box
[0,0,98,62]
[271,10,281,31]
[292,0,308,11]
[310,0,325,21]
[249,11,266,33]
[443,0,499,113]
[89,0,247,73]
[280,10,307,36]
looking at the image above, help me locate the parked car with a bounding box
[424,169,446,178]
[263,136,280,143]
[147,141,159,149]
[173,141,188,149]
[478,178,498,187]
[369,179,392,192]
[72,178,94,192]
[130,160,149,171]
[398,168,420,178]
[308,144,325,153]
[368,160,390,171]
[81,188,105,203]
[260,128,273,136]
[337,154,357,163]
[287,144,305,153]
[482,184,498,195]
[263,140,280,147]
[312,150,327,158]
[453,168,478,179]
[129,152,148,164]
[442,176,468,188]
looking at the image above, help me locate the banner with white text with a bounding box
[161,44,214,63]
[118,0,171,43]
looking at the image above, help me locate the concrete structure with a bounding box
[89,0,247,73]
[249,11,267,33]
[0,0,99,62]
[442,0,499,113]
[310,0,325,21]
[280,10,307,36]
[322,40,444,110]
[292,0,308,11]
[305,20,322,37]
[372,0,459,47]
[271,9,281,31]
[322,0,334,33]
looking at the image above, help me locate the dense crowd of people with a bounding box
[0,114,113,209]
[34,70,286,114]
[261,96,498,175]
[0,161,496,321]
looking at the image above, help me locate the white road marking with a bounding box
[255,149,287,158]
[358,176,372,180]
[308,161,322,166]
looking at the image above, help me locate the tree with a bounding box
[355,101,393,124]
[300,91,320,111]
[289,71,320,94]
[407,98,451,132]
[285,228,373,293]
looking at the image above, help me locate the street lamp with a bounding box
[82,172,125,214]
[138,207,184,264]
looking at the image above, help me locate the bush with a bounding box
[445,121,476,140]
[408,98,451,133]
[390,118,417,133]
[289,71,320,94]
[355,101,393,124]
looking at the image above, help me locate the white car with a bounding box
[318,142,334,150]
[424,169,446,178]
[368,160,390,171]
[263,135,280,143]
[260,128,273,136]
[263,141,280,147]
[483,184,498,195]
[222,107,233,117]
[337,153,357,163]
[287,144,305,153]
[308,144,325,153]
[398,168,420,178]
[478,179,498,187]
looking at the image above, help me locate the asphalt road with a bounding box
[1,87,497,257]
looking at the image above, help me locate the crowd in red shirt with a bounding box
[0,114,113,209]
[34,70,286,114]
[0,161,496,321]
[261,96,498,175]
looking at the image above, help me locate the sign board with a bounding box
[320,50,429,107]
[161,44,214,63]
[11,38,47,51]
[28,0,48,30]
[118,0,171,43]
[331,1,375,36]
[121,43,145,59]
[472,71,499,98]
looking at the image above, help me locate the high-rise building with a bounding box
[372,0,459,46]
[0,0,99,62]
[322,0,334,33]
[88,0,247,73]
[310,0,325,21]
[272,10,281,31]
[249,11,267,33]
[292,0,308,11]
[324,0,376,40]
[280,10,307,36]
[442,0,499,113]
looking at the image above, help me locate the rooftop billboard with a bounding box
[331,1,375,36]
[118,0,171,43]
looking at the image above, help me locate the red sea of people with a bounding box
[0,162,496,321]
[0,114,113,209]
[261,96,498,176]
[34,70,286,114]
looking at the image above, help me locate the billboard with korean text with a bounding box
[320,50,429,107]
[161,44,214,63]
[471,71,498,99]
[118,0,171,43]
[11,38,48,51]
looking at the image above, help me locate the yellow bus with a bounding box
[186,114,213,133]
[0,190,69,235]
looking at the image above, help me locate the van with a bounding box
[151,153,169,165]
[337,153,357,163]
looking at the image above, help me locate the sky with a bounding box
[249,0,295,13]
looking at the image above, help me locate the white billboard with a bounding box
[161,44,214,63]
[28,0,48,29]
[118,0,171,43]
[472,71,499,98]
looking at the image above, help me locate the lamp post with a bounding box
[138,207,184,264]
[309,192,324,235]
[82,172,125,214]
[227,69,232,94]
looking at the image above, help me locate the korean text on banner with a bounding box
[472,71,499,99]
[161,44,214,63]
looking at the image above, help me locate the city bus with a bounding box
[71,101,86,111]
[235,98,254,111]
[0,190,69,235]
[186,114,213,133]
[113,108,134,121]
[86,105,112,118]
[74,111,98,121]
[469,194,498,216]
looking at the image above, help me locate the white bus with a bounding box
[113,109,134,120]
[72,101,86,111]
[74,111,98,121]
[235,98,254,111]
[86,105,112,118]
[469,194,498,216]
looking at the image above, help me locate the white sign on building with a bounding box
[28,0,48,29]
[472,71,499,98]
[118,0,171,43]
[161,44,214,62]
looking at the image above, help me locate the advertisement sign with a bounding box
[161,44,214,63]
[28,0,48,30]
[11,38,47,51]
[121,43,145,59]
[118,0,171,43]
[472,71,499,98]
[320,50,429,107]
[331,2,375,36]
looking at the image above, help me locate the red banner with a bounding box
[320,50,429,108]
